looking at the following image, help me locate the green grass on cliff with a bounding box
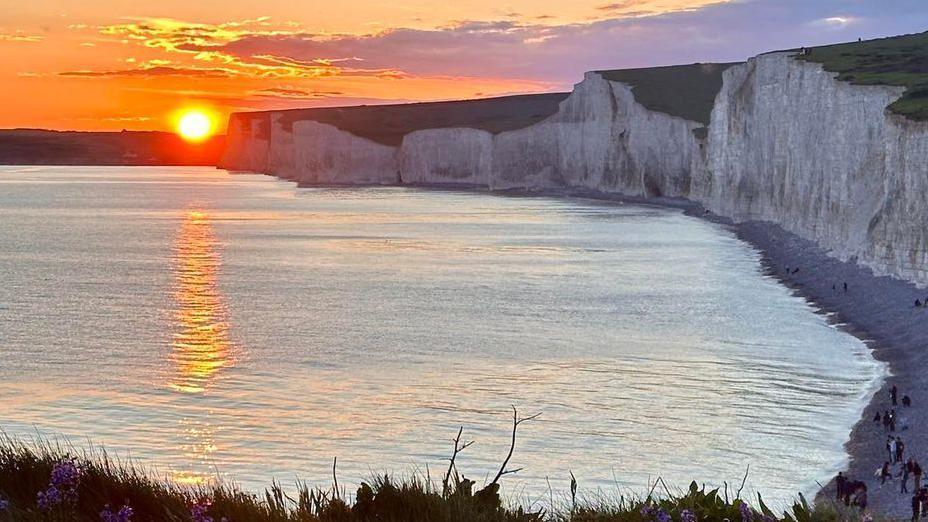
[239,92,570,147]
[0,438,882,522]
[595,63,740,128]
[797,31,928,120]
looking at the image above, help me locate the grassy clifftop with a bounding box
[596,63,739,127]
[798,31,928,120]
[236,93,569,147]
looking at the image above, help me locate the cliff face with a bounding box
[703,53,928,285]
[220,52,928,286]
[219,113,270,173]
[292,121,398,185]
[398,128,493,186]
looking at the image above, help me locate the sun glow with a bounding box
[176,110,214,142]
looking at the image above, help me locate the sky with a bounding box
[2,0,927,132]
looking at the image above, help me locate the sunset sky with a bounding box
[3,0,927,132]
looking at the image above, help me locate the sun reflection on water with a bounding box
[169,210,233,394]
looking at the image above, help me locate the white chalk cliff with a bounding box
[218,51,928,286]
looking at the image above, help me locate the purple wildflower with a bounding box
[50,460,81,489]
[640,504,655,518]
[738,502,753,522]
[100,504,134,522]
[37,459,81,511]
[37,485,63,510]
[190,500,214,522]
[681,509,697,522]
[655,508,671,522]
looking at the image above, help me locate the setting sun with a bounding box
[177,111,213,142]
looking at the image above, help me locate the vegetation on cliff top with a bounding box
[798,31,928,120]
[595,63,739,128]
[233,92,569,147]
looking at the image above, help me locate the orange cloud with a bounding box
[0,31,44,43]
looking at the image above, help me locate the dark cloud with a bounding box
[595,2,635,11]
[253,87,345,99]
[59,66,236,78]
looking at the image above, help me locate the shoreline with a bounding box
[290,178,919,516]
[727,220,925,518]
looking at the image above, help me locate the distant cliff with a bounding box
[0,130,225,166]
[220,35,928,287]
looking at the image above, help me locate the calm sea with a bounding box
[0,166,883,507]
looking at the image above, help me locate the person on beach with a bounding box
[903,461,912,493]
[885,411,893,431]
[891,437,899,462]
[894,385,899,406]
[884,461,894,484]
[914,491,921,521]
[856,484,868,512]
[898,437,907,463]
[844,282,848,292]
[905,395,913,407]
[875,411,883,423]
[891,409,898,432]
[915,460,923,490]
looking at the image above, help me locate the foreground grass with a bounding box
[0,439,881,522]
[798,31,928,120]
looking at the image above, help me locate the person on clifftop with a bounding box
[836,471,847,500]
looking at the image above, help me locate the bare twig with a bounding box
[570,470,578,513]
[442,426,475,497]
[489,406,541,486]
[736,464,750,499]
[658,477,673,498]
[332,457,339,500]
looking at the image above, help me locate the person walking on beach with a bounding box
[914,460,923,490]
[875,411,883,423]
[856,484,868,512]
[904,395,913,407]
[893,385,899,406]
[904,461,912,494]
[898,437,907,463]
[913,491,921,521]
[883,461,894,485]
[891,437,899,463]
[885,411,893,431]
